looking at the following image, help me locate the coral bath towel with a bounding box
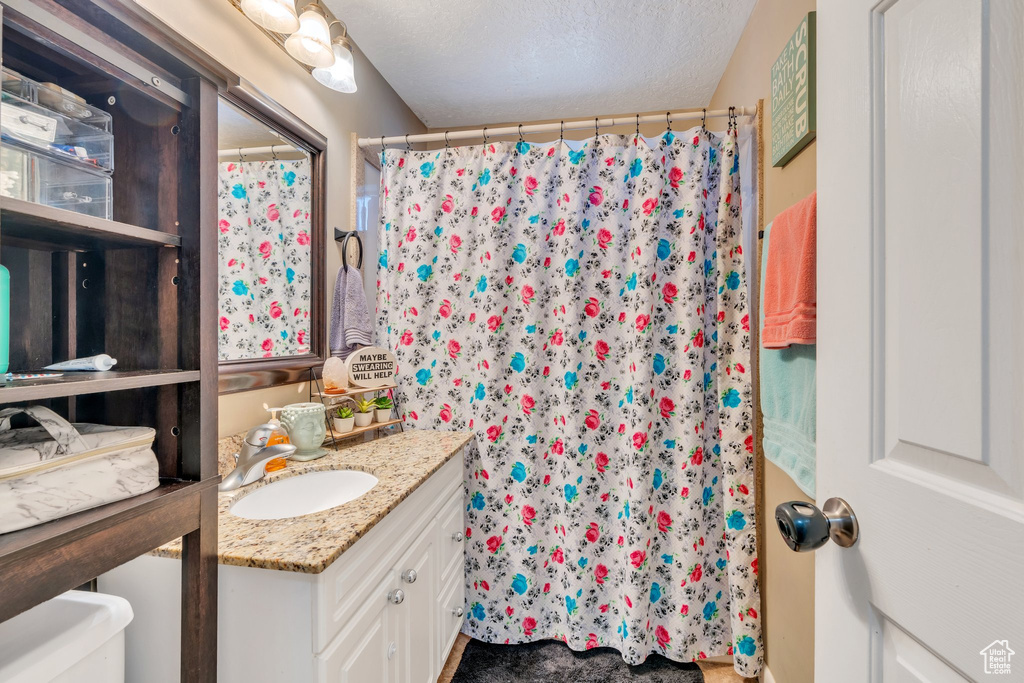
[762,191,816,348]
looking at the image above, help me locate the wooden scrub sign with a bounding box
[771,12,816,167]
[345,347,397,388]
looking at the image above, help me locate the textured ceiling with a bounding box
[324,0,757,128]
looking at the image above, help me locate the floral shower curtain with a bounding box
[377,128,761,676]
[218,159,313,360]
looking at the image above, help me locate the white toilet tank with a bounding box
[0,590,133,683]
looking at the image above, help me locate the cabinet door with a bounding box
[390,519,437,683]
[317,572,397,683]
[435,489,465,587]
[435,492,466,666]
[436,568,466,666]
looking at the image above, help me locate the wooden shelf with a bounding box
[0,369,200,404]
[327,417,403,441]
[0,477,220,623]
[314,383,397,400]
[0,197,181,251]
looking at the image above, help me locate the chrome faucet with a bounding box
[219,423,297,492]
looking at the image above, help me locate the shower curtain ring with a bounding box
[238,147,244,162]
[702,109,707,131]
[518,124,524,143]
[594,117,599,137]
[560,121,564,142]
[270,144,278,161]
[405,134,411,151]
[482,127,488,143]
[635,114,640,139]
[666,111,672,132]
[445,131,451,149]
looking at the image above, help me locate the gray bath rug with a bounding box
[450,638,704,683]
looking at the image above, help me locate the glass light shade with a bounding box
[241,0,300,33]
[284,4,335,68]
[312,40,357,93]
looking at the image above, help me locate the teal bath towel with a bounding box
[759,222,816,497]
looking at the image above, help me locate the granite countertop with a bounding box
[152,428,474,573]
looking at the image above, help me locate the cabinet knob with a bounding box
[452,606,464,618]
[452,532,464,543]
[387,589,405,605]
[401,569,418,584]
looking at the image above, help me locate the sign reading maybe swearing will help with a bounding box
[771,11,816,167]
[345,347,397,388]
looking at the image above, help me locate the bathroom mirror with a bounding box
[217,87,326,392]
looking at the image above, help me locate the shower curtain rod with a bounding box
[216,144,303,158]
[357,106,756,148]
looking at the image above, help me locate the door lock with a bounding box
[775,497,859,552]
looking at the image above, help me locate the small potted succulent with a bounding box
[354,398,375,427]
[333,405,355,434]
[374,395,394,423]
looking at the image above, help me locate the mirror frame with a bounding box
[217,82,327,393]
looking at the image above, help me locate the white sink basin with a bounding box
[230,470,378,520]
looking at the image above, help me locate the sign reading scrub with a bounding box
[771,12,816,167]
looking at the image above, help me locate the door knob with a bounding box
[775,497,859,552]
[452,606,464,618]
[387,589,405,605]
[401,569,417,584]
[452,532,464,542]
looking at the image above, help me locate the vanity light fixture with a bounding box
[312,21,357,93]
[240,0,300,33]
[284,3,335,68]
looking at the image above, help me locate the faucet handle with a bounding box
[245,423,281,447]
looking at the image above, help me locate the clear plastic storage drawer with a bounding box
[1,90,114,173]
[1,142,112,219]
[1,67,36,101]
[36,81,112,134]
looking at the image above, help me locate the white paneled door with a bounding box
[817,0,1024,681]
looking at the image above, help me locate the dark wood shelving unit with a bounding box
[0,197,182,250]
[0,1,230,679]
[0,369,200,402]
[0,477,219,622]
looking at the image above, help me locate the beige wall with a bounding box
[133,0,425,438]
[709,1,817,682]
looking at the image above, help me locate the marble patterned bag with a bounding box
[0,405,159,534]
